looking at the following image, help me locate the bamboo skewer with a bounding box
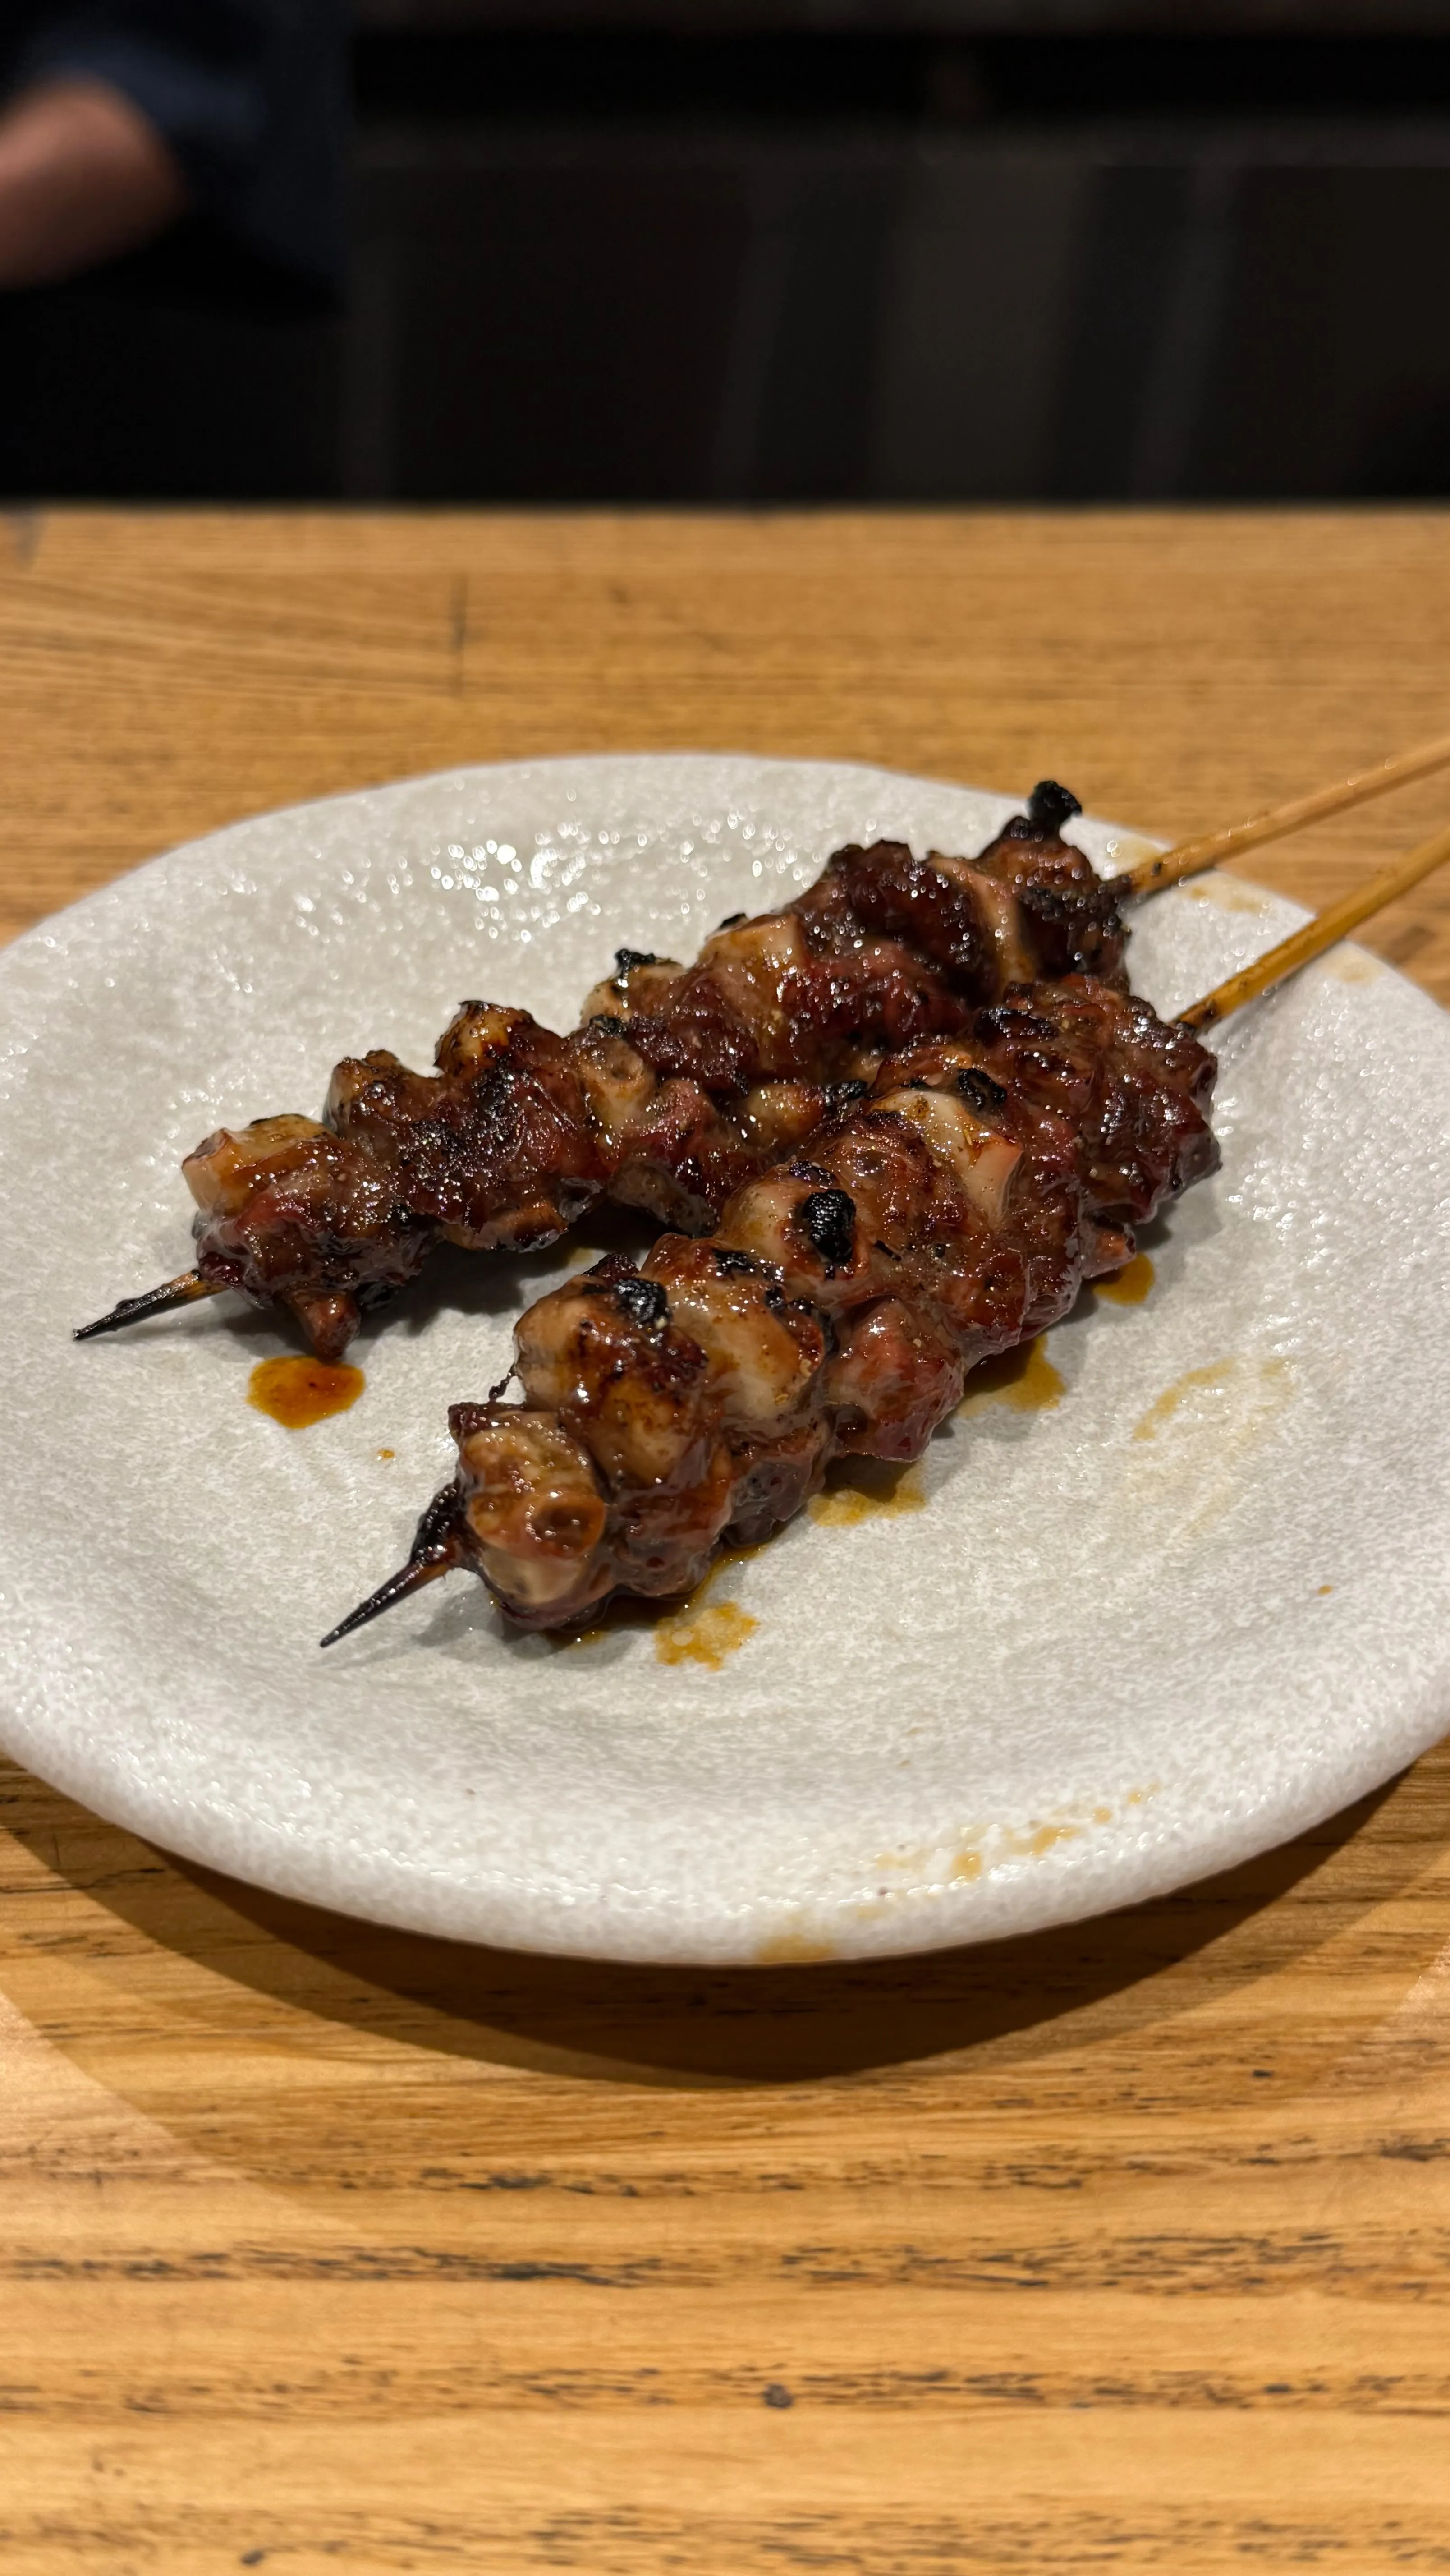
[73,1270,221,1341]
[318,1488,465,1651]
[1180,818,1450,1030]
[1121,730,1450,900]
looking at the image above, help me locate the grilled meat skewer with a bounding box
[323,976,1217,1639]
[327,818,1450,1648]
[80,783,1126,1360]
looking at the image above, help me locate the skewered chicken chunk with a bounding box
[324,976,1217,1642]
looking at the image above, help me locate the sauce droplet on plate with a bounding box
[656,1597,759,1670]
[1096,1251,1155,1306]
[958,1336,1065,1415]
[552,1538,766,1661]
[248,1355,365,1430]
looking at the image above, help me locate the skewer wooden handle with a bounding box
[1123,730,1450,899]
[1181,818,1450,1030]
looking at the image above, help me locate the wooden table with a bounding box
[3,507,1449,2575]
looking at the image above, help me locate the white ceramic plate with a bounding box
[0,754,1447,1964]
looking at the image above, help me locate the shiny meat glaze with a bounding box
[341,977,1215,1635]
[183,783,1128,1357]
[186,1006,603,1361]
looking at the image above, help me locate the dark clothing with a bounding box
[1,0,348,291]
[0,2,347,496]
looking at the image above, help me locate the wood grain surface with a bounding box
[1,506,1449,2574]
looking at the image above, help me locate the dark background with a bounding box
[9,0,1450,504]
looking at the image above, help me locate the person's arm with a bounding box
[0,74,187,290]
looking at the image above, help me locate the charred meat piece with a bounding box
[788,784,1126,996]
[184,1005,604,1358]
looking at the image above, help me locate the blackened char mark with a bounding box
[613,1274,670,1331]
[1027,779,1082,836]
[798,1188,856,1272]
[1003,780,1083,841]
[956,1067,1008,1112]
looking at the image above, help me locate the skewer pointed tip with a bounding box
[73,1272,220,1341]
[320,1481,465,1649]
[320,1552,451,1647]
